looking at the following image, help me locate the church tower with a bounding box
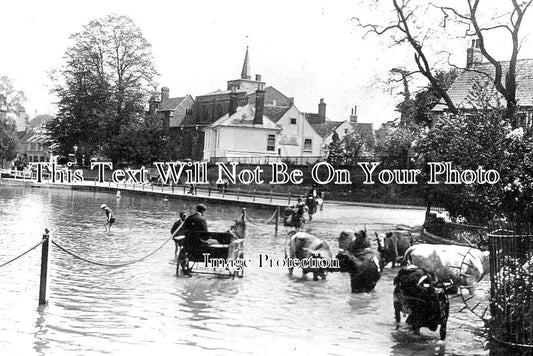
[227,47,265,92]
[241,46,251,80]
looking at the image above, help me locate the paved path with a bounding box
[0,177,426,210]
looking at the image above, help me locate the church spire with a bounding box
[240,46,251,80]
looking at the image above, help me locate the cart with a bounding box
[175,209,246,278]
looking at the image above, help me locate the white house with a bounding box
[264,104,322,159]
[203,86,281,162]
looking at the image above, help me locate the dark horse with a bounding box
[336,228,384,293]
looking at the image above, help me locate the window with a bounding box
[185,108,192,115]
[267,135,276,151]
[290,118,297,125]
[304,139,312,152]
[345,129,348,134]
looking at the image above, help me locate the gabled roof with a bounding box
[311,120,344,138]
[435,59,533,111]
[205,104,281,130]
[159,96,187,111]
[264,106,290,122]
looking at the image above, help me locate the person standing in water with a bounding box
[100,204,115,233]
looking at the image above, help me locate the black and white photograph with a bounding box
[1,1,533,355]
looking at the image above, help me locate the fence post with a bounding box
[151,184,154,192]
[172,183,174,194]
[270,190,273,203]
[253,189,256,202]
[275,207,280,234]
[237,188,240,200]
[183,185,186,194]
[39,229,51,306]
[222,187,225,198]
[288,192,291,205]
[208,186,211,197]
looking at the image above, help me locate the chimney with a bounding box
[350,105,358,123]
[466,39,483,69]
[161,87,170,103]
[254,83,265,125]
[318,98,326,123]
[229,87,238,116]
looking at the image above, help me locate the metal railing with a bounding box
[488,223,533,353]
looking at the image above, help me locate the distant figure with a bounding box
[116,190,121,198]
[187,184,197,195]
[171,211,188,258]
[100,204,115,233]
[317,191,324,211]
[292,197,308,229]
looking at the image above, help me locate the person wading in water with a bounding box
[100,204,115,233]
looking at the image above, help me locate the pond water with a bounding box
[0,185,488,355]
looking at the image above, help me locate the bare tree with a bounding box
[438,0,532,117]
[356,0,532,118]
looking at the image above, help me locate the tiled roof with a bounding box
[304,113,325,125]
[264,106,290,122]
[280,134,299,146]
[311,121,343,138]
[201,87,255,97]
[159,96,186,111]
[351,122,374,137]
[437,59,533,110]
[206,105,281,130]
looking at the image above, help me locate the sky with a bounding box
[1,0,532,127]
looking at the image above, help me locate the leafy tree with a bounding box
[29,114,54,129]
[113,114,171,164]
[0,114,17,165]
[340,128,374,165]
[47,14,158,164]
[375,121,416,168]
[0,76,26,112]
[415,110,532,224]
[327,131,343,165]
[0,77,25,166]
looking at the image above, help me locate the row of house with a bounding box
[1,94,52,168]
[148,47,374,163]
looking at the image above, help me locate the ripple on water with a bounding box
[0,186,488,355]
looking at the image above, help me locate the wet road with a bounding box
[0,186,488,355]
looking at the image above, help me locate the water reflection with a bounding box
[33,307,49,356]
[0,185,487,355]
